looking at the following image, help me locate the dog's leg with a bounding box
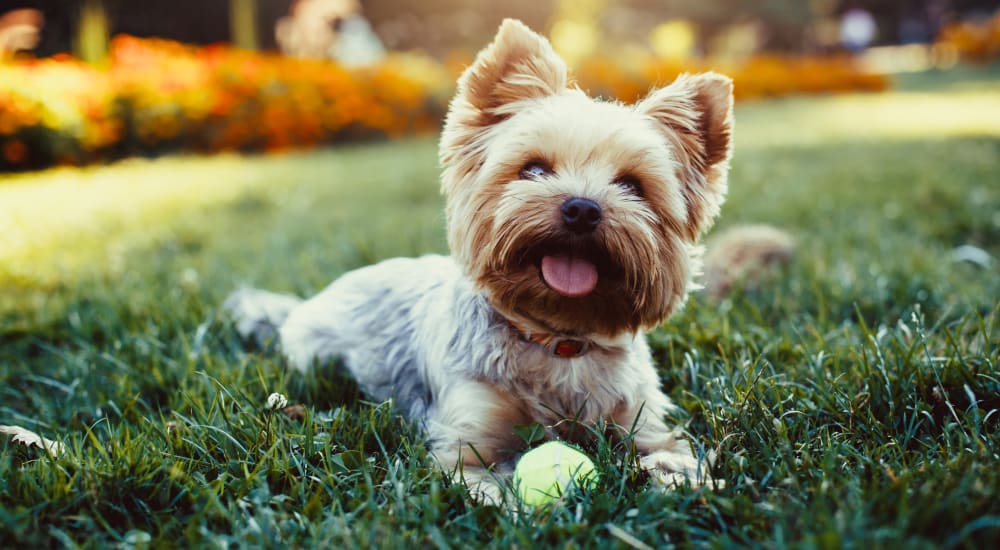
[425,380,530,505]
[616,386,714,488]
[223,288,303,345]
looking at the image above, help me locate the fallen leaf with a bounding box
[0,424,65,456]
[282,404,307,421]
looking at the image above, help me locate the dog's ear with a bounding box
[457,18,567,118]
[637,73,734,240]
[440,19,567,190]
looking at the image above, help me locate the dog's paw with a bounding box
[640,449,723,489]
[467,479,506,507]
[453,468,508,507]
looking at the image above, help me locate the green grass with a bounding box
[1,69,999,548]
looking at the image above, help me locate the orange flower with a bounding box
[937,10,1000,62]
[2,139,28,164]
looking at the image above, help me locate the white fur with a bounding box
[225,255,709,502]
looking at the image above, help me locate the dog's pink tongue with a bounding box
[541,254,598,297]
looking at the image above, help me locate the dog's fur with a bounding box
[225,19,734,502]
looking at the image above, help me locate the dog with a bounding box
[224,19,734,503]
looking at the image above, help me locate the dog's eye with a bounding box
[613,175,643,197]
[519,162,551,180]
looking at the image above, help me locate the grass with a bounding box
[1,68,998,548]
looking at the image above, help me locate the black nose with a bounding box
[560,197,602,234]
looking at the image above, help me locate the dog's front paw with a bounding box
[466,478,506,507]
[640,449,722,489]
[453,467,508,507]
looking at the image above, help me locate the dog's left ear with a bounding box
[637,73,734,240]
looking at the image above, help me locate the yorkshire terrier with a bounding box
[225,19,734,503]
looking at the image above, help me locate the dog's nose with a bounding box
[560,197,602,233]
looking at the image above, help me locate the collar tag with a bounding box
[553,339,587,358]
[505,317,591,358]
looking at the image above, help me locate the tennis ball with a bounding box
[513,441,599,506]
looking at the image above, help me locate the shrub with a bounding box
[936,10,1000,62]
[576,52,888,103]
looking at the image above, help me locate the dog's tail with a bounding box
[223,288,303,345]
[701,224,795,299]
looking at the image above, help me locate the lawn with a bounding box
[1,68,998,548]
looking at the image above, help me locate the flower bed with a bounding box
[936,10,1000,62]
[575,53,888,103]
[0,36,450,170]
[0,35,888,171]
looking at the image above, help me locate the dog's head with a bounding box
[440,20,733,337]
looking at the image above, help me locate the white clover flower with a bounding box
[179,268,200,290]
[265,393,288,410]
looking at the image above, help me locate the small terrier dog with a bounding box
[225,19,734,502]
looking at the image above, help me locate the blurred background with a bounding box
[6,1,1000,58]
[1,0,998,171]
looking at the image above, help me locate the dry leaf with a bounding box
[282,404,307,421]
[0,424,65,456]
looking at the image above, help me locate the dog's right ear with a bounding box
[440,20,567,177]
[457,19,567,119]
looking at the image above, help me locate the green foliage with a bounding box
[1,73,998,547]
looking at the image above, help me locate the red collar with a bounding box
[507,319,591,358]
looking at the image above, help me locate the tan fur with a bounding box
[436,20,733,499]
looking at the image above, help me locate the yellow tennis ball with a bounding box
[513,441,599,506]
